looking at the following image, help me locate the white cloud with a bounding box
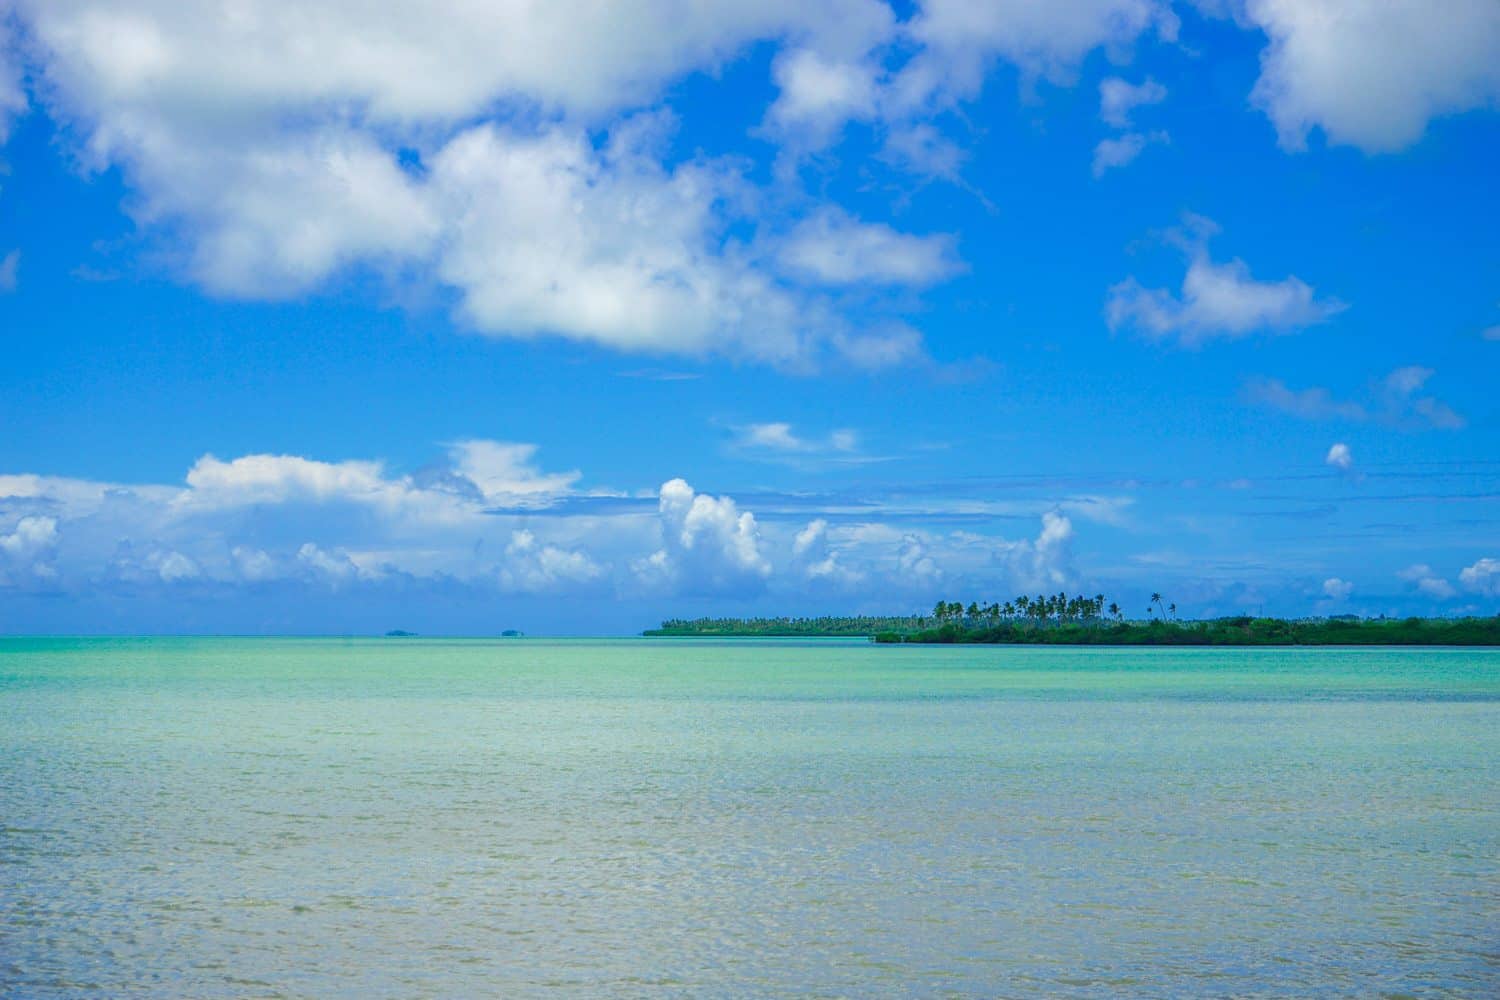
[763,48,883,151]
[891,0,1176,115]
[429,120,805,363]
[735,422,859,454]
[1099,76,1166,128]
[778,207,961,287]
[447,440,580,507]
[1108,217,1345,346]
[1459,557,1500,597]
[830,323,927,371]
[1243,0,1500,153]
[12,1,948,368]
[1325,442,1352,471]
[0,250,18,293]
[1377,366,1465,430]
[498,530,603,593]
[297,542,364,583]
[880,123,968,181]
[1244,379,1363,421]
[19,0,883,126]
[0,515,59,581]
[1249,370,1465,430]
[1399,563,1456,600]
[0,448,1131,615]
[637,478,770,594]
[999,510,1075,592]
[231,546,278,583]
[1091,130,1166,177]
[1482,325,1500,342]
[790,518,863,585]
[1321,576,1352,600]
[1,515,58,557]
[897,533,942,586]
[0,19,23,143]
[183,453,392,507]
[156,550,199,582]
[176,440,589,526]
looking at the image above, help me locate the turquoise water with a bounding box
[2,638,1497,997]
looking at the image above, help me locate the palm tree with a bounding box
[1168,602,1177,620]
[1150,592,1165,618]
[1108,602,1121,620]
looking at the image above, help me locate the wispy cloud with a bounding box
[0,250,18,293]
[735,422,857,454]
[1246,365,1465,430]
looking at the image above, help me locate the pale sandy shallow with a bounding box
[2,637,1497,997]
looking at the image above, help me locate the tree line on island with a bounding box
[646,592,1500,646]
[927,591,1179,626]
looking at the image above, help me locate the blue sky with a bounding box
[1,1,1497,633]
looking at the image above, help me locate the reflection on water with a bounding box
[2,639,1497,996]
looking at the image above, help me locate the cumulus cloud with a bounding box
[897,533,943,587]
[231,546,278,583]
[1325,442,1353,471]
[0,515,59,581]
[19,1,882,128]
[1100,76,1166,128]
[1246,366,1464,430]
[998,510,1075,592]
[1321,576,1352,600]
[9,1,957,369]
[790,518,863,585]
[183,453,393,508]
[1459,557,1500,597]
[1242,0,1500,153]
[1107,216,1345,346]
[777,207,961,287]
[1399,564,1456,600]
[1092,76,1168,178]
[430,120,804,363]
[636,478,770,594]
[156,551,200,582]
[762,47,883,152]
[446,440,580,507]
[890,0,1176,115]
[0,440,618,595]
[2,446,1111,611]
[498,530,603,593]
[296,543,365,584]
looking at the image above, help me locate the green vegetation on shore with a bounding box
[647,593,1500,645]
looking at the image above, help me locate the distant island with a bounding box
[646,593,1500,646]
[384,629,418,637]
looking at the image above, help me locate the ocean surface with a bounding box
[2,638,1497,998]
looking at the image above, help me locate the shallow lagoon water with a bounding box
[2,638,1497,997]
